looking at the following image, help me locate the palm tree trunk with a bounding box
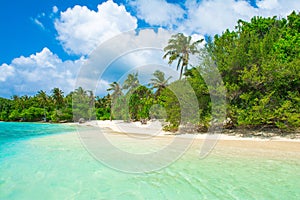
[179,66,184,80]
[43,105,46,122]
[110,103,112,121]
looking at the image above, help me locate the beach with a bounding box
[71,121,300,162]
[75,120,300,142]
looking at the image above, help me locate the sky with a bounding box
[0,0,299,98]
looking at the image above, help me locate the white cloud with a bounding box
[181,0,300,36]
[0,29,177,97]
[54,1,138,55]
[53,6,58,13]
[255,0,300,17]
[113,32,204,74]
[128,0,300,36]
[31,18,45,30]
[95,79,110,95]
[257,0,280,9]
[128,0,185,27]
[180,0,256,35]
[0,64,15,82]
[75,28,183,91]
[191,33,205,48]
[0,48,86,97]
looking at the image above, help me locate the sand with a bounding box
[72,120,300,142]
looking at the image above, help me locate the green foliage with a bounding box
[8,110,21,121]
[95,94,111,120]
[154,11,300,132]
[149,104,167,119]
[159,79,200,130]
[149,70,172,97]
[162,123,179,132]
[51,88,64,109]
[96,107,110,120]
[0,97,12,121]
[72,87,95,121]
[122,72,140,91]
[159,87,180,128]
[0,87,101,123]
[210,11,300,130]
[185,67,211,121]
[20,107,45,121]
[111,95,128,120]
[128,86,153,121]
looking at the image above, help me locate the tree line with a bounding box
[0,11,299,133]
[0,70,173,124]
[0,87,106,122]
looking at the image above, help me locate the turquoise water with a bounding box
[0,122,75,144]
[0,122,299,199]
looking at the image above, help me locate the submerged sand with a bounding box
[60,120,300,161]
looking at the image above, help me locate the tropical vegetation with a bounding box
[0,12,299,134]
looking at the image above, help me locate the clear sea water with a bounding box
[0,122,299,199]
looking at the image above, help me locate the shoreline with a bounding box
[2,120,299,142]
[73,120,300,142]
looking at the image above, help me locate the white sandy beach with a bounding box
[74,120,300,142]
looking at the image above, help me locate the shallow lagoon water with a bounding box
[0,122,299,199]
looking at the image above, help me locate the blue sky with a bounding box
[0,0,126,64]
[0,0,299,98]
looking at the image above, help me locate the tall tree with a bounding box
[163,33,203,80]
[107,82,123,98]
[107,82,123,121]
[129,85,153,121]
[36,90,48,121]
[149,70,172,97]
[95,94,111,120]
[51,88,64,109]
[122,72,140,91]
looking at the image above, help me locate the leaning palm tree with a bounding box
[122,72,140,92]
[149,70,172,97]
[107,82,123,121]
[163,33,203,80]
[107,82,123,98]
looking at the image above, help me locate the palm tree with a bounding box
[51,88,64,109]
[12,95,22,110]
[74,87,87,101]
[149,70,172,97]
[122,72,140,91]
[107,82,123,121]
[107,82,123,98]
[87,90,95,120]
[163,33,203,80]
[87,90,94,105]
[72,87,90,122]
[20,95,29,110]
[36,90,48,121]
[12,95,19,101]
